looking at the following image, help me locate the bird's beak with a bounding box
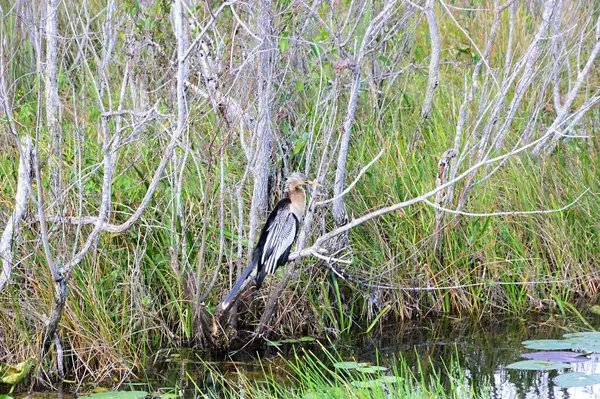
[306,180,322,187]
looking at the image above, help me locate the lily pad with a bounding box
[266,337,316,346]
[521,351,590,363]
[79,391,148,399]
[569,342,600,354]
[0,360,33,385]
[333,361,360,370]
[357,366,387,373]
[266,339,297,346]
[554,372,600,388]
[505,360,571,371]
[521,339,574,350]
[563,332,600,340]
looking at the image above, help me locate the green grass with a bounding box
[214,345,484,399]
[0,0,599,385]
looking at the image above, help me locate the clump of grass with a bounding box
[216,344,486,399]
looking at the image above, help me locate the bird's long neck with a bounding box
[288,187,306,218]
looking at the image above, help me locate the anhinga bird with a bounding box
[222,173,320,309]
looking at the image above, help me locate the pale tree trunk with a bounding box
[332,67,360,227]
[332,0,401,228]
[45,0,64,247]
[172,0,195,337]
[248,0,274,251]
[0,37,34,292]
[42,0,67,377]
[432,148,456,262]
[421,0,441,119]
[0,137,34,292]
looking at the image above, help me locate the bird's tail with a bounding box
[221,260,255,310]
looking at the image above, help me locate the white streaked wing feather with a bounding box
[262,210,286,264]
[264,214,297,275]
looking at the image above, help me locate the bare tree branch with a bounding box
[420,0,441,119]
[0,137,33,291]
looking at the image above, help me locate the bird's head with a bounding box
[286,172,321,192]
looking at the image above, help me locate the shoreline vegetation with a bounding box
[0,0,599,391]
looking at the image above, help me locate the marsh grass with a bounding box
[0,0,598,384]
[216,345,485,399]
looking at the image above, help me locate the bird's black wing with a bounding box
[252,199,290,261]
[223,199,297,309]
[255,199,298,288]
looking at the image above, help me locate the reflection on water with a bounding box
[12,316,600,398]
[135,316,600,398]
[347,317,600,398]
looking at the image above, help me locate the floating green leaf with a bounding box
[522,339,574,350]
[333,361,360,370]
[554,372,600,388]
[357,366,387,373]
[0,360,33,385]
[505,360,571,371]
[570,342,600,354]
[79,391,148,399]
[333,361,370,370]
[521,351,589,363]
[563,332,600,340]
[266,336,316,346]
[333,361,386,373]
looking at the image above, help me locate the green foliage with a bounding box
[219,347,484,398]
[0,0,599,385]
[554,373,600,388]
[79,391,148,399]
[505,360,571,371]
[522,340,575,351]
[0,360,33,386]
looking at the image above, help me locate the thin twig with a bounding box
[424,188,589,217]
[316,148,384,207]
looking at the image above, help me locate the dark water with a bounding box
[16,316,600,398]
[351,317,600,398]
[131,316,600,398]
